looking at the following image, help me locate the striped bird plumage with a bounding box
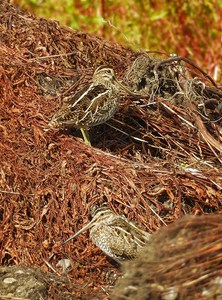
[49,66,132,145]
[63,206,150,263]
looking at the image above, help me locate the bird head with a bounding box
[93,65,140,96]
[93,65,115,83]
[63,206,115,244]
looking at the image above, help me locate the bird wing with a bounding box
[92,223,137,261]
[108,217,150,260]
[50,84,110,128]
[68,84,109,108]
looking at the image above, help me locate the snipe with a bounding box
[63,206,150,263]
[49,66,136,145]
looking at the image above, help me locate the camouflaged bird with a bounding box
[63,206,150,263]
[49,66,136,145]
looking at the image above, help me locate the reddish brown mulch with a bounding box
[0,2,222,299]
[112,214,222,300]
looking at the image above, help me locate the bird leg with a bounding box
[80,127,91,146]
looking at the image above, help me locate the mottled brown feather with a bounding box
[49,67,121,130]
[64,207,150,263]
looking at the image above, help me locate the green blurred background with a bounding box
[12,0,222,79]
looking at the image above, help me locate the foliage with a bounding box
[12,0,222,78]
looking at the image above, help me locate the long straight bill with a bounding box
[115,79,140,96]
[63,220,94,244]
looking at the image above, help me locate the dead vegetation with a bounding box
[0,1,222,299]
[112,214,222,300]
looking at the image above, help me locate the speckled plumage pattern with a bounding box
[49,66,121,130]
[63,207,151,263]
